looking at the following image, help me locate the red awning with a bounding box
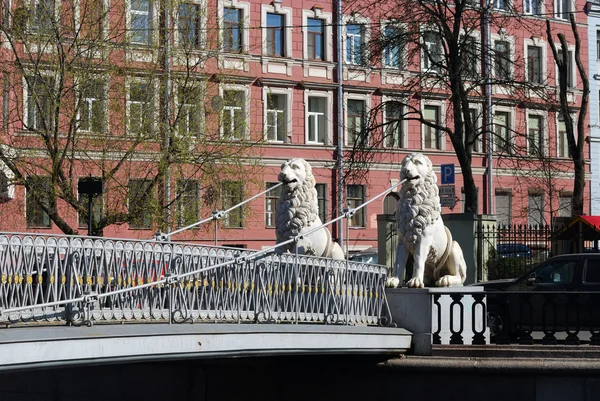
[554,216,600,241]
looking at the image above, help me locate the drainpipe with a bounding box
[485,0,494,216]
[336,0,344,250]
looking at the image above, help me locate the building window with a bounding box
[316,183,327,224]
[128,179,154,229]
[78,180,103,230]
[494,111,511,153]
[307,18,324,60]
[597,31,600,60]
[555,0,570,19]
[423,31,443,73]
[130,0,152,45]
[307,96,326,144]
[266,92,286,142]
[177,84,202,137]
[266,13,285,57]
[347,185,365,227]
[346,23,365,65]
[469,108,481,152]
[527,114,543,156]
[557,115,569,157]
[26,76,54,131]
[223,7,242,53]
[385,101,404,148]
[265,182,281,227]
[176,179,200,227]
[493,0,506,10]
[527,45,543,84]
[26,176,51,228]
[557,49,573,88]
[222,180,244,228]
[31,0,55,32]
[494,40,511,80]
[178,3,201,48]
[525,0,542,14]
[383,25,403,69]
[496,191,512,227]
[79,80,105,133]
[528,193,544,227]
[423,105,441,150]
[128,82,153,136]
[559,193,572,217]
[461,36,478,79]
[347,99,365,147]
[222,89,245,139]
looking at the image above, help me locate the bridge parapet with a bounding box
[0,233,390,328]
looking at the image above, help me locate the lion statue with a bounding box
[275,158,345,260]
[391,153,467,288]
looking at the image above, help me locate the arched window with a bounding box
[383,192,399,215]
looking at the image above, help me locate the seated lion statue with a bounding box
[275,158,344,260]
[391,153,467,288]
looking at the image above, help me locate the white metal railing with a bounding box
[0,180,404,328]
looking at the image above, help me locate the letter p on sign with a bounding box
[441,164,455,185]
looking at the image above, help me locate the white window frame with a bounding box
[174,0,207,49]
[493,0,508,11]
[74,0,110,41]
[262,86,292,143]
[125,0,159,46]
[29,0,60,32]
[526,110,547,156]
[302,9,333,62]
[382,95,408,148]
[524,0,544,14]
[126,78,157,136]
[467,104,483,153]
[304,89,333,145]
[420,99,446,150]
[218,0,250,53]
[381,21,406,69]
[76,76,108,134]
[554,0,572,20]
[342,14,370,67]
[460,32,481,78]
[344,93,370,147]
[261,4,292,58]
[492,105,515,152]
[174,80,205,138]
[555,46,576,89]
[22,73,56,131]
[524,37,547,85]
[219,84,250,140]
[421,28,444,74]
[491,33,515,80]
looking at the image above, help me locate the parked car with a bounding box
[495,243,533,259]
[349,251,378,265]
[472,253,600,339]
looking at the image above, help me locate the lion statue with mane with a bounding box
[275,158,344,260]
[392,153,467,288]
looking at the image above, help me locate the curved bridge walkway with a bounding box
[0,232,411,371]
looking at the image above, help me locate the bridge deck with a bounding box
[0,324,411,371]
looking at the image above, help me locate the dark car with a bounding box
[472,254,600,339]
[495,243,533,259]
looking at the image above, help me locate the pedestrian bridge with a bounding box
[0,232,411,371]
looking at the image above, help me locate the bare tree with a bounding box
[546,13,589,217]
[0,0,260,235]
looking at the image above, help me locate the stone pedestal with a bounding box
[377,214,398,275]
[442,213,477,285]
[386,286,488,356]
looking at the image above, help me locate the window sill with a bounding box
[260,57,293,76]
[302,60,334,79]
[218,54,249,71]
[343,65,372,82]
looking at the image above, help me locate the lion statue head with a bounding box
[397,153,441,247]
[275,158,319,245]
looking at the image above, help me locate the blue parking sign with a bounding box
[441,164,455,185]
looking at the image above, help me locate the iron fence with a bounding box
[477,225,557,281]
[0,233,390,327]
